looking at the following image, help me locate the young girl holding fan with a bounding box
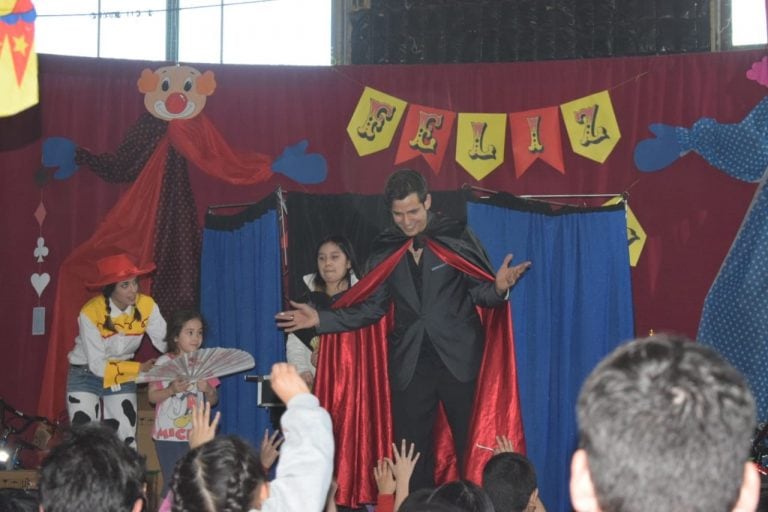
[149,310,219,495]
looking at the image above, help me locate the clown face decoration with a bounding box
[137,65,216,120]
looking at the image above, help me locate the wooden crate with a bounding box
[137,408,163,508]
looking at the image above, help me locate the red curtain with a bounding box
[0,50,764,423]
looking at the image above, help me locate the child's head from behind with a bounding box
[166,310,206,354]
[171,435,268,512]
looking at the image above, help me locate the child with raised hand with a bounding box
[374,439,422,512]
[265,363,335,510]
[149,310,220,496]
[170,363,334,512]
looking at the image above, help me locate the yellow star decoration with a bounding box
[12,34,29,56]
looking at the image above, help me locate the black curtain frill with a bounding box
[204,193,277,231]
[468,191,625,216]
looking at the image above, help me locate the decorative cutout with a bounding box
[33,236,48,262]
[746,56,768,87]
[30,272,50,297]
[34,200,46,226]
[509,107,564,177]
[0,1,38,117]
[455,113,506,180]
[603,196,646,267]
[560,90,621,164]
[32,306,45,335]
[395,104,456,174]
[347,87,407,156]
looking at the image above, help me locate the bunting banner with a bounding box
[394,104,456,174]
[508,106,564,178]
[603,196,646,266]
[455,113,506,180]
[0,0,38,117]
[560,90,620,164]
[345,80,634,177]
[347,86,407,157]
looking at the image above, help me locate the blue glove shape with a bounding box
[633,123,687,172]
[42,137,79,180]
[271,140,327,184]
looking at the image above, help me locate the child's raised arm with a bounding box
[270,363,310,403]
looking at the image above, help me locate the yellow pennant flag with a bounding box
[0,1,38,117]
[455,113,507,180]
[347,86,407,157]
[560,90,620,164]
[103,360,141,388]
[604,196,646,267]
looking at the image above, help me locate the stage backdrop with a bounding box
[0,50,765,503]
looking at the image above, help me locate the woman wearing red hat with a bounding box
[66,253,167,447]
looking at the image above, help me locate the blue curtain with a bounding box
[200,204,284,448]
[467,198,634,512]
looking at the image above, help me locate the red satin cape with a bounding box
[314,238,525,508]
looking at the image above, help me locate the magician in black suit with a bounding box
[277,169,531,490]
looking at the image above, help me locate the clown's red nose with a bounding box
[165,93,188,115]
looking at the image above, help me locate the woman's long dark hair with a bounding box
[101,282,142,333]
[312,235,360,294]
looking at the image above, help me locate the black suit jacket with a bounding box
[317,220,505,390]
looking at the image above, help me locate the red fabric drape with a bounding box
[315,243,409,507]
[315,239,524,507]
[38,114,277,419]
[168,115,273,185]
[426,239,525,481]
[37,138,169,419]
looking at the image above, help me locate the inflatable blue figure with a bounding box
[634,94,768,419]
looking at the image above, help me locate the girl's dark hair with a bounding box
[101,282,142,333]
[165,310,206,354]
[398,488,435,511]
[171,436,266,512]
[312,235,360,294]
[428,480,495,512]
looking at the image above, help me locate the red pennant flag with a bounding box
[5,16,34,86]
[508,106,564,178]
[395,104,456,174]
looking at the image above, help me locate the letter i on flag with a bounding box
[508,106,564,178]
[0,0,38,117]
[394,104,456,174]
[347,86,407,157]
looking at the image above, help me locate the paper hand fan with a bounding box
[137,347,255,383]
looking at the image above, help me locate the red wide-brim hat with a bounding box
[85,253,156,289]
